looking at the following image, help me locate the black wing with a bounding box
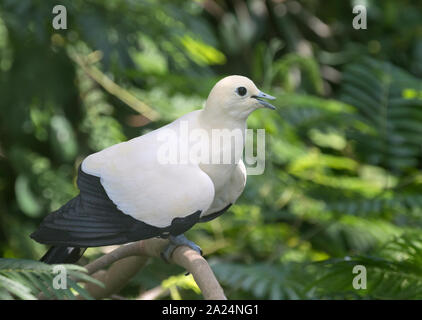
[30,166,201,247]
[198,203,232,223]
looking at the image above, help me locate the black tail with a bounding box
[40,246,86,264]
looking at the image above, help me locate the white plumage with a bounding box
[82,110,216,227]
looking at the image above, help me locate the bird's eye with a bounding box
[236,87,247,96]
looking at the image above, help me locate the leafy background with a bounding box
[1,0,422,299]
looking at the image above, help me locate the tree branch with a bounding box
[137,285,169,300]
[83,238,226,300]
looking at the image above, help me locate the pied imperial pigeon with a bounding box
[31,75,276,263]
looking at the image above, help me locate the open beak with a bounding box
[252,91,276,110]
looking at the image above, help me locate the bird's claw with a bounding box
[161,234,202,263]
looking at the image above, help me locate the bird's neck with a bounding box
[197,108,247,191]
[198,108,247,148]
[199,105,248,132]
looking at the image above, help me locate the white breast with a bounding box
[201,159,247,217]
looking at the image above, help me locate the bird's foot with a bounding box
[161,234,202,263]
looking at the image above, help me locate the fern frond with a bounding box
[340,58,422,172]
[212,262,310,299]
[0,258,103,300]
[309,233,422,299]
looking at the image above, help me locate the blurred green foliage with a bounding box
[1,0,422,299]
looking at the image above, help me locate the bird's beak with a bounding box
[252,91,276,110]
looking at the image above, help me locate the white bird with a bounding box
[31,75,276,263]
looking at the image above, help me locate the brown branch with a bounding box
[83,238,226,300]
[84,256,148,300]
[137,285,169,300]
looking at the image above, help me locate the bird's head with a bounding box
[204,75,276,121]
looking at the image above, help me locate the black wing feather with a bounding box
[198,203,232,223]
[31,166,201,247]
